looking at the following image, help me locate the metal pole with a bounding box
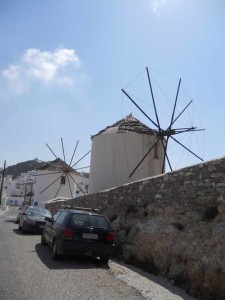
[0,160,6,206]
[24,183,27,205]
[29,182,33,206]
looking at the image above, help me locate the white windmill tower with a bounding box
[89,67,204,194]
[88,114,164,194]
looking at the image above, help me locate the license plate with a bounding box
[39,225,44,228]
[85,250,93,256]
[83,233,98,240]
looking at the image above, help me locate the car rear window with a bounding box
[27,208,51,217]
[70,213,109,229]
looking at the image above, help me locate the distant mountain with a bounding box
[0,159,44,179]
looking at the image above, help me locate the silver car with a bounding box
[18,207,52,234]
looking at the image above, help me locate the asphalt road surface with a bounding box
[0,206,196,300]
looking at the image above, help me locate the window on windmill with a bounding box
[61,176,66,185]
[154,143,159,159]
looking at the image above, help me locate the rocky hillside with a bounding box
[0,159,89,179]
[0,159,44,179]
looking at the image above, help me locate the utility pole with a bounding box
[24,182,27,205]
[0,160,6,206]
[29,182,33,206]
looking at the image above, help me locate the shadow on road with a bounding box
[13,229,43,236]
[4,218,17,223]
[35,243,110,270]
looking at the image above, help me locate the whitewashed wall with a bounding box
[74,174,89,197]
[6,196,24,206]
[32,170,86,207]
[89,132,163,194]
[33,170,78,208]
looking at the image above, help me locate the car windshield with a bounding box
[70,213,109,229]
[27,208,51,217]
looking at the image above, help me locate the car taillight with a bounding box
[106,231,116,241]
[63,228,74,238]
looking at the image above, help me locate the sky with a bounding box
[0,0,225,173]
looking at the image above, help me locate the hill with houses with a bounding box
[0,159,90,179]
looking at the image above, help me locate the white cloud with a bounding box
[151,0,166,14]
[2,64,21,81]
[1,47,81,93]
[60,76,75,86]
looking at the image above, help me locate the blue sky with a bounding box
[0,0,225,172]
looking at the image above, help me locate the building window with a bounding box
[61,176,66,185]
[76,191,79,194]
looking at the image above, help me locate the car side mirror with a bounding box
[45,217,52,222]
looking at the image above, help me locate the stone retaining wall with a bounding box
[46,157,225,300]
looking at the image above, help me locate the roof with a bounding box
[92,114,157,138]
[63,206,102,216]
[67,209,102,216]
[42,197,70,203]
[37,158,78,173]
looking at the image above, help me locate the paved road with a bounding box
[0,206,196,300]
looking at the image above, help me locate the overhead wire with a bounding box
[148,68,179,80]
[120,66,204,174]
[149,71,193,128]
[123,68,146,89]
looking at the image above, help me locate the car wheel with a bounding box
[52,240,60,260]
[41,234,47,246]
[100,256,110,264]
[22,222,27,234]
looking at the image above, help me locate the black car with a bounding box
[41,207,115,262]
[18,207,52,233]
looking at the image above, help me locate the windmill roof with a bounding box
[37,158,78,173]
[92,114,157,138]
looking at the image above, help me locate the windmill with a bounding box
[35,138,90,199]
[121,67,205,178]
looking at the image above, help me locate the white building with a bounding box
[33,158,89,208]
[1,171,37,207]
[88,114,164,194]
[74,171,89,197]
